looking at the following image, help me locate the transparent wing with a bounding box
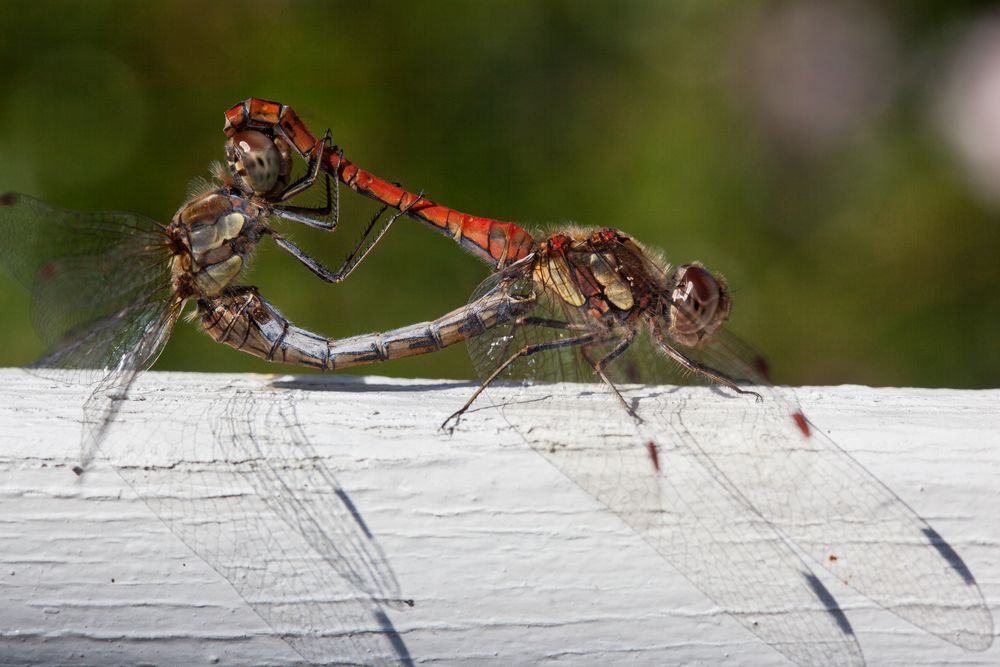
[0,194,409,662]
[466,271,865,667]
[659,325,994,651]
[76,299,180,468]
[100,377,409,665]
[0,193,184,466]
[0,192,176,384]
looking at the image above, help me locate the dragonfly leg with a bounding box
[199,286,261,346]
[275,128,333,202]
[515,316,590,331]
[591,330,642,422]
[652,326,763,401]
[280,153,336,213]
[266,231,345,283]
[442,329,604,432]
[266,190,425,284]
[332,189,423,282]
[273,171,337,230]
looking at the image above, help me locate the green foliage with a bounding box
[0,1,996,387]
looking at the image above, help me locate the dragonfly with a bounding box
[2,98,993,665]
[0,111,418,664]
[224,97,536,272]
[216,98,995,666]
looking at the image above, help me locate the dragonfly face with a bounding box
[666,263,731,348]
[225,129,294,198]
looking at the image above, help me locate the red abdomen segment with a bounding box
[224,98,535,268]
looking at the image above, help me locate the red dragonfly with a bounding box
[210,100,996,667]
[224,97,535,272]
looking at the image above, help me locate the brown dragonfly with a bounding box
[0,114,416,664]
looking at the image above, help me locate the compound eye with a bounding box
[227,130,281,196]
[670,264,729,342]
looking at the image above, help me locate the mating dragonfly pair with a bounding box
[0,98,992,667]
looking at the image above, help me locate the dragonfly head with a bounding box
[225,130,290,198]
[666,263,731,347]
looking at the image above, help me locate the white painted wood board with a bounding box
[0,369,996,666]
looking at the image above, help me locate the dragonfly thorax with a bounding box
[169,191,266,299]
[535,229,732,347]
[535,229,667,323]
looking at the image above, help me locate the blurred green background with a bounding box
[0,1,997,388]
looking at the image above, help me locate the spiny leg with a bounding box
[652,326,762,401]
[551,325,638,402]
[514,316,590,332]
[266,189,425,284]
[334,189,425,282]
[202,286,260,347]
[282,147,344,222]
[277,172,334,218]
[533,322,636,399]
[273,147,343,230]
[443,328,605,432]
[277,128,333,202]
[591,329,641,422]
[265,231,336,281]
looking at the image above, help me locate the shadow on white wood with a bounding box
[0,370,996,665]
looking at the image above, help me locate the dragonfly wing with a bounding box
[0,193,183,466]
[465,274,865,666]
[667,328,994,650]
[100,378,409,665]
[1,197,409,661]
[73,299,180,466]
[0,193,176,386]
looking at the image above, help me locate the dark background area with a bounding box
[0,1,997,387]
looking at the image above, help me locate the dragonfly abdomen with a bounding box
[197,286,529,371]
[225,97,537,270]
